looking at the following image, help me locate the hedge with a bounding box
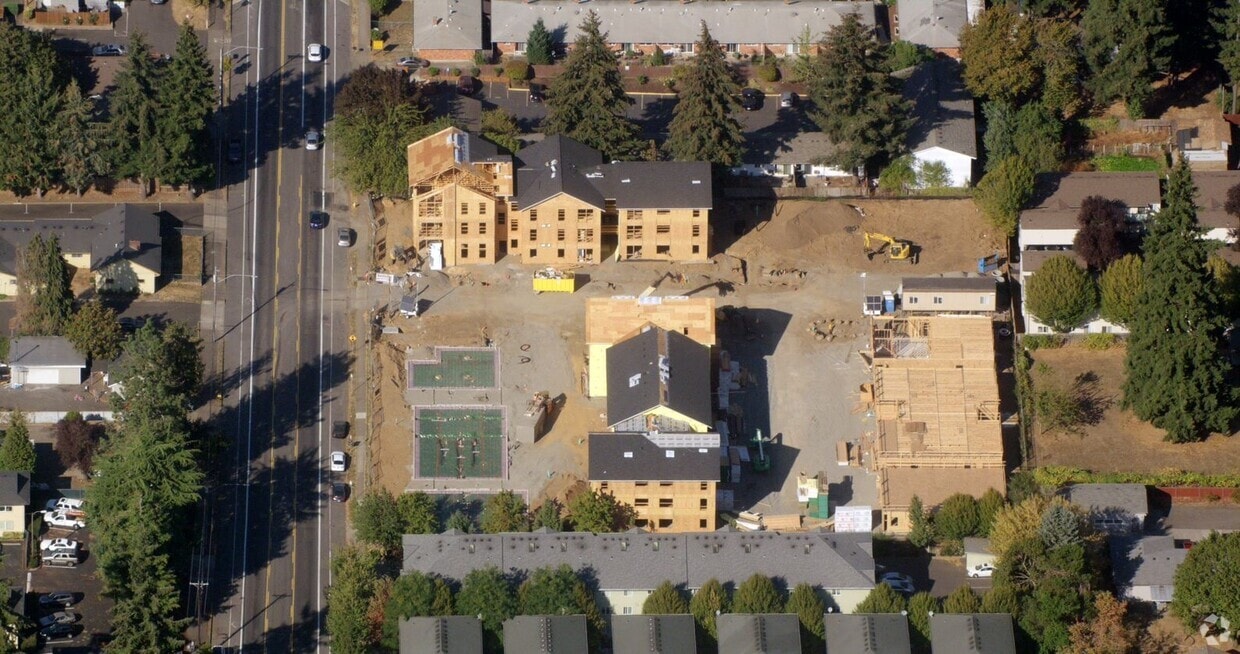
[1034,466,1240,489]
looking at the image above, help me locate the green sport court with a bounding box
[414,407,506,479]
[407,347,497,390]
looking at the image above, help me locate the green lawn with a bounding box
[1092,154,1164,172]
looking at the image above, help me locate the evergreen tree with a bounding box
[456,567,515,651]
[1035,19,1086,119]
[444,510,473,533]
[0,411,35,473]
[1038,504,1083,550]
[980,103,1017,170]
[855,584,907,613]
[1122,159,1238,442]
[109,34,163,195]
[732,574,784,614]
[15,234,73,337]
[1026,255,1098,332]
[107,537,188,652]
[109,322,203,421]
[934,494,981,541]
[1216,0,1240,103]
[808,12,910,172]
[785,584,825,654]
[981,586,1020,616]
[480,490,529,533]
[1100,254,1143,326]
[480,108,522,154]
[55,81,110,196]
[642,581,689,614]
[544,11,640,160]
[531,499,564,531]
[977,488,1006,537]
[1081,0,1176,117]
[908,495,934,548]
[526,18,554,66]
[690,579,729,652]
[907,592,938,653]
[664,23,745,167]
[157,22,215,188]
[958,5,1040,103]
[942,586,982,614]
[0,23,64,197]
[1012,103,1064,173]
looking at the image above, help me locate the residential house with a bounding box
[606,325,712,433]
[868,316,1006,531]
[824,613,912,654]
[510,136,712,265]
[900,58,977,188]
[0,204,162,296]
[0,473,30,536]
[1111,535,1190,607]
[503,616,589,654]
[929,614,1017,654]
[402,530,877,616]
[399,616,484,654]
[589,432,720,532]
[408,127,515,268]
[896,0,968,55]
[1187,170,1240,244]
[584,295,715,398]
[717,614,800,654]
[490,0,878,59]
[412,0,484,61]
[900,276,997,313]
[1017,172,1162,334]
[7,337,87,385]
[735,129,853,180]
[611,615,696,654]
[1061,483,1149,534]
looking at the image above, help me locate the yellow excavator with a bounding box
[862,232,917,263]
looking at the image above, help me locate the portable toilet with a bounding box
[883,291,896,314]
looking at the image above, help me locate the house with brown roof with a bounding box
[1188,170,1240,244]
[867,316,1006,531]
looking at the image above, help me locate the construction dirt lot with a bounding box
[1029,344,1240,475]
[363,198,1006,518]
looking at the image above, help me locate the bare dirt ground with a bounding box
[1029,345,1240,475]
[366,198,1002,508]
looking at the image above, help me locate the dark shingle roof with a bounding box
[824,614,912,654]
[717,614,801,654]
[605,326,712,429]
[929,614,1017,654]
[611,615,696,654]
[0,473,30,506]
[0,204,161,276]
[515,136,607,210]
[1189,170,1240,228]
[588,432,720,482]
[1061,484,1149,517]
[902,276,995,292]
[7,337,86,368]
[402,531,875,592]
[902,58,977,158]
[399,616,484,654]
[1111,535,1188,594]
[503,616,589,654]
[1027,173,1161,211]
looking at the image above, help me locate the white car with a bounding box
[305,129,322,151]
[43,511,85,530]
[40,538,79,554]
[968,563,996,578]
[307,43,324,62]
[330,451,346,473]
[45,498,85,513]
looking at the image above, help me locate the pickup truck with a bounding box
[42,511,85,530]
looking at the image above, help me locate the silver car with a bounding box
[305,129,322,151]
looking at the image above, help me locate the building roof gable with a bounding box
[1061,483,1149,517]
[588,432,720,481]
[0,204,162,277]
[824,613,912,653]
[929,614,1017,654]
[898,0,967,49]
[605,326,711,428]
[0,472,30,506]
[400,616,484,654]
[7,337,86,368]
[503,616,589,653]
[717,614,801,654]
[611,615,696,654]
[901,58,977,158]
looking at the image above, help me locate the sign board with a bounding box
[833,506,873,533]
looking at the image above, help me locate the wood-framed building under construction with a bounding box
[867,316,1007,531]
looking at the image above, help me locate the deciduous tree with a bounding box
[981,585,1020,616]
[1122,159,1238,442]
[568,488,634,533]
[1171,532,1240,628]
[456,566,516,651]
[974,156,1034,236]
[544,11,641,160]
[878,155,917,195]
[109,321,203,421]
[1026,255,1098,332]
[444,510,473,533]
[480,490,529,533]
[480,108,522,154]
[642,580,689,614]
[1081,0,1175,117]
[526,18,555,66]
[1074,196,1128,270]
[52,411,105,474]
[1066,592,1140,654]
[664,23,745,168]
[65,300,124,361]
[732,574,784,614]
[381,571,454,650]
[977,488,1006,537]
[518,565,605,649]
[1036,20,1086,119]
[0,411,35,473]
[326,545,382,654]
[934,494,980,541]
[959,5,1040,103]
[332,65,437,197]
[808,12,910,172]
[1099,254,1143,326]
[355,488,404,552]
[397,491,439,534]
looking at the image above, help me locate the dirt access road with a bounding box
[366,198,1003,514]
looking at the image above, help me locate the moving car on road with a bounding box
[307,43,324,62]
[305,129,322,151]
[331,482,350,502]
[227,138,243,164]
[308,211,329,230]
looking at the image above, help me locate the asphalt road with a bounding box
[205,0,352,650]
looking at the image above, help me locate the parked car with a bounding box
[331,482,350,502]
[37,592,77,609]
[332,421,349,439]
[45,498,85,513]
[42,552,80,567]
[305,129,322,151]
[780,91,798,108]
[397,57,427,69]
[968,563,995,578]
[308,211,328,230]
[457,75,476,95]
[879,572,915,594]
[307,43,324,62]
[43,511,85,530]
[39,623,78,642]
[330,451,346,473]
[40,538,79,554]
[337,227,352,247]
[227,138,243,164]
[740,88,763,111]
[37,612,78,629]
[528,83,545,103]
[91,44,125,57]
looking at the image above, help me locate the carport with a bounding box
[6,337,86,386]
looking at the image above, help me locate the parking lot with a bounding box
[23,500,113,650]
